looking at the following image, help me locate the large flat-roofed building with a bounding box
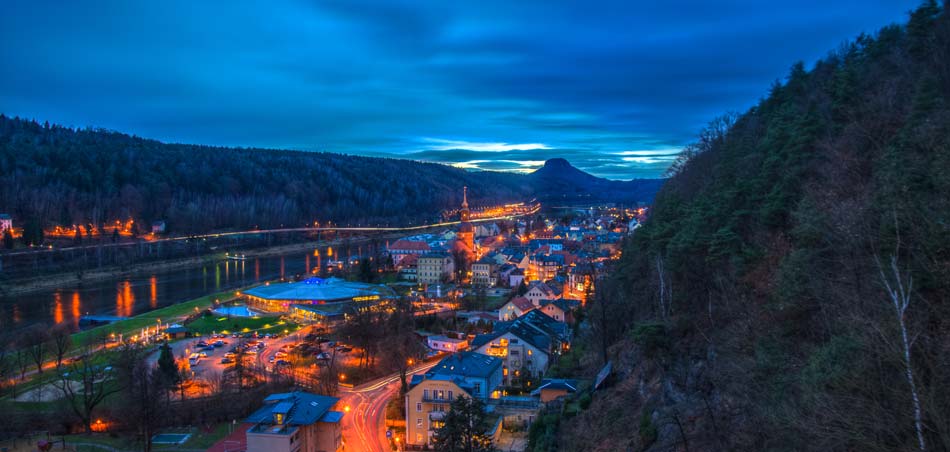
[243,277,394,315]
[245,391,344,452]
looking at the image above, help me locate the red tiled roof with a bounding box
[390,240,430,251]
[509,296,535,312]
[399,254,419,267]
[206,422,252,452]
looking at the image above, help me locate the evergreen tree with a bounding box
[156,342,178,386]
[431,395,495,452]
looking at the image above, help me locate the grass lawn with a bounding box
[72,289,241,347]
[185,314,300,336]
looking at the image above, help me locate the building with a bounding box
[164,324,190,340]
[417,253,455,284]
[405,352,503,448]
[245,391,344,452]
[531,378,579,403]
[388,239,431,265]
[528,254,564,282]
[151,220,166,234]
[498,297,534,321]
[471,256,496,287]
[456,187,475,259]
[539,299,579,323]
[475,223,500,238]
[524,281,558,307]
[243,277,394,314]
[508,268,526,288]
[397,254,419,281]
[0,214,11,232]
[427,334,470,352]
[472,320,553,386]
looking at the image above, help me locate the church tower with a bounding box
[458,186,475,255]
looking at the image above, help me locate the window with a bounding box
[417,418,423,427]
[416,433,422,443]
[473,382,481,395]
[447,390,453,400]
[416,402,422,412]
[423,389,429,400]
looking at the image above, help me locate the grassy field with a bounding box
[185,313,300,336]
[71,289,242,347]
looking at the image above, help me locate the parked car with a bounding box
[196,341,208,347]
[220,357,233,364]
[316,352,331,361]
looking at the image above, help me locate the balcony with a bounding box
[429,411,446,421]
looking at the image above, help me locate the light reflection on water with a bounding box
[0,248,340,332]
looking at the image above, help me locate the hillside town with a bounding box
[0,189,645,452]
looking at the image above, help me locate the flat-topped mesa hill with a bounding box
[528,157,665,203]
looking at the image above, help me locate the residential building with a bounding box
[151,220,165,234]
[245,391,344,452]
[472,320,553,386]
[499,297,535,321]
[471,256,496,287]
[475,223,500,238]
[427,334,469,352]
[539,299,579,323]
[508,268,525,288]
[417,253,455,284]
[524,281,558,307]
[397,254,419,281]
[405,352,504,448]
[528,254,564,282]
[0,214,11,232]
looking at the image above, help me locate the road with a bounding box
[339,361,438,452]
[4,203,541,256]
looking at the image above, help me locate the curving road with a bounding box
[339,361,438,452]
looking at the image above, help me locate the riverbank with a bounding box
[71,289,242,348]
[0,237,345,297]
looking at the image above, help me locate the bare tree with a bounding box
[122,354,166,452]
[876,254,926,452]
[20,325,50,373]
[55,349,124,432]
[51,322,73,368]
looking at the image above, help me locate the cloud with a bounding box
[0,0,914,178]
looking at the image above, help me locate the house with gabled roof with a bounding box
[499,296,535,321]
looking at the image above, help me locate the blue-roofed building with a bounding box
[242,277,394,325]
[245,391,344,452]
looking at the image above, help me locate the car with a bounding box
[275,359,291,367]
[246,349,258,355]
[203,345,216,352]
[304,334,317,341]
[224,352,236,359]
[275,351,288,358]
[326,341,336,347]
[213,340,225,347]
[338,347,352,353]
[220,357,233,364]
[315,352,331,360]
[198,351,208,357]
[257,342,266,349]
[196,341,208,347]
[268,356,276,363]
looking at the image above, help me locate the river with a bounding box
[0,248,339,332]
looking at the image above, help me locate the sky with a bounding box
[0,1,916,179]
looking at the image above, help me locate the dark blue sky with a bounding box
[0,1,915,179]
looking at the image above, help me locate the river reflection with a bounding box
[0,248,337,331]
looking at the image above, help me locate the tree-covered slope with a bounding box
[560,3,950,451]
[0,116,534,233]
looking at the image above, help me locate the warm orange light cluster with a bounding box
[47,219,136,238]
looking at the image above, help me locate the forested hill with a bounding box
[0,116,535,233]
[557,3,950,451]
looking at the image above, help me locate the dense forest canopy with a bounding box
[561,2,950,451]
[0,116,536,233]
